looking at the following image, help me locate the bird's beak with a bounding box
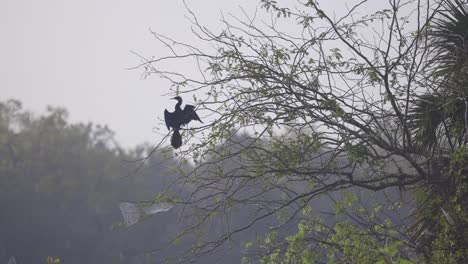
[171,97,177,100]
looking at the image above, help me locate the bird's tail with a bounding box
[171,129,182,149]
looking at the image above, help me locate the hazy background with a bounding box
[2,0,382,148]
[1,1,419,263]
[1,0,258,148]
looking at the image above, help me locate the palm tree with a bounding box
[410,0,468,152]
[407,1,468,262]
[430,0,468,77]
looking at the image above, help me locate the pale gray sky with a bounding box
[1,0,257,147]
[2,0,384,148]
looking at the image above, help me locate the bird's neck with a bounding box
[175,100,182,110]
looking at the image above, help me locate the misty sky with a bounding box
[1,0,257,148]
[2,0,381,148]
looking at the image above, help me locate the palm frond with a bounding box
[430,0,468,76]
[408,94,445,148]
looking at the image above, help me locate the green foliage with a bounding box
[408,146,468,263]
[46,256,61,264]
[243,195,414,264]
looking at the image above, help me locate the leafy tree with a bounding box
[138,0,468,262]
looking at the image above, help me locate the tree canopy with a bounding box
[139,0,468,262]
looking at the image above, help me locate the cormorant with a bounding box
[164,96,202,148]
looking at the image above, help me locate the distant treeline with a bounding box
[0,99,186,263]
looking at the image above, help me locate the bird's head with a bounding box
[171,96,182,103]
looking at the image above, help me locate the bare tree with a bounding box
[136,0,468,262]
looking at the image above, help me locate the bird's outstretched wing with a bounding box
[181,104,203,126]
[164,109,173,130]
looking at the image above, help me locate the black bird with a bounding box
[164,96,202,148]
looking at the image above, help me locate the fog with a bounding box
[0,99,414,263]
[1,1,417,263]
[1,0,260,148]
[1,0,383,147]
